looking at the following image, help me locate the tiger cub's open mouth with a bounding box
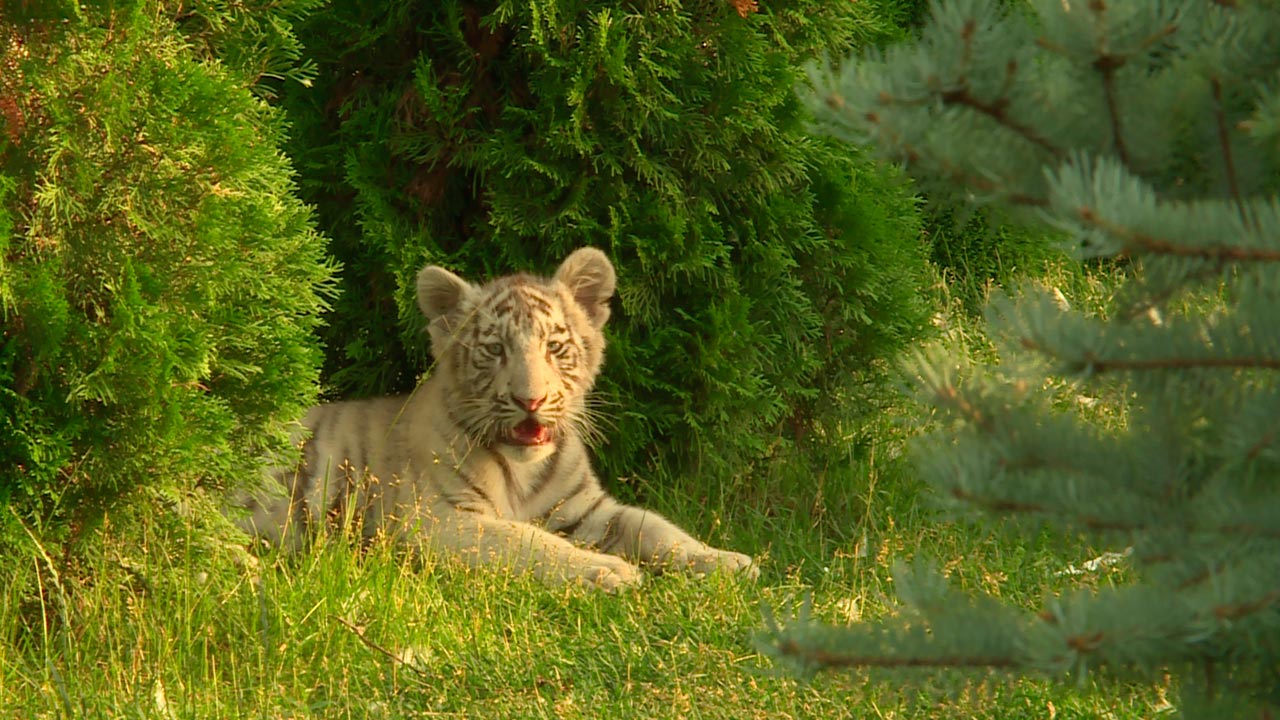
[505,418,553,446]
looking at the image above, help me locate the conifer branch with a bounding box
[894,4,1056,157]
[934,73,1062,159]
[1076,207,1280,262]
[1034,343,1280,373]
[775,588,1275,675]
[1214,524,1280,541]
[1037,590,1280,659]
[1174,563,1226,592]
[952,485,1280,541]
[933,384,995,433]
[1097,53,1130,167]
[1034,10,1136,167]
[948,487,1137,531]
[860,121,1051,207]
[1211,76,1243,212]
[875,30,1061,160]
[1212,590,1280,620]
[799,0,1280,708]
[1246,424,1280,461]
[1037,16,1177,172]
[772,639,1021,669]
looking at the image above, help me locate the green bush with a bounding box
[0,2,332,557]
[284,0,937,489]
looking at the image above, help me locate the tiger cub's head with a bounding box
[416,248,615,461]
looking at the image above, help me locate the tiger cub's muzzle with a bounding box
[502,394,555,447]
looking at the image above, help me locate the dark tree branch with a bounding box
[959,18,976,69]
[1067,348,1280,373]
[1100,24,1179,166]
[937,14,1062,158]
[949,485,1280,541]
[936,83,1063,158]
[1095,51,1130,167]
[1213,589,1280,620]
[949,487,1139,532]
[773,577,1280,675]
[861,113,1052,207]
[1019,330,1280,377]
[1036,14,1175,174]
[1077,207,1280,262]
[933,383,996,433]
[1211,76,1243,213]
[1246,422,1280,462]
[772,639,1021,669]
[776,585,1278,673]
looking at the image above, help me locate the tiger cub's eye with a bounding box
[547,340,564,353]
[483,342,504,356]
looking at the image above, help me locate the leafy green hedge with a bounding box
[284,0,937,487]
[0,1,332,552]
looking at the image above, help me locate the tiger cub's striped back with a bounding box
[240,247,757,591]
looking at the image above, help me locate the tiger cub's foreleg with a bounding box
[546,485,758,578]
[416,511,643,592]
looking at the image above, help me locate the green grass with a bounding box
[0,458,1162,716]
[1,260,1165,719]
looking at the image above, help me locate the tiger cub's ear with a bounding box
[555,247,616,329]
[417,265,475,325]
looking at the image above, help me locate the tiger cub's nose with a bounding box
[513,395,546,412]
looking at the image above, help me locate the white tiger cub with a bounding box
[240,247,757,591]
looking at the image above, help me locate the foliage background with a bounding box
[282,0,939,490]
[0,0,332,567]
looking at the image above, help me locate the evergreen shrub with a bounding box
[0,1,331,563]
[284,0,937,490]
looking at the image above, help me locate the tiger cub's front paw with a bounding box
[688,549,759,580]
[576,553,643,593]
